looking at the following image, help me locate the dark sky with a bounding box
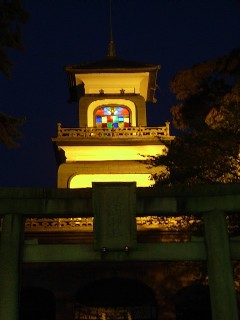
[0,0,240,188]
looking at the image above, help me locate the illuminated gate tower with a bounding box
[52,44,172,188]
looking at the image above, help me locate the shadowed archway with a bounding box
[75,277,157,320]
[175,284,212,320]
[19,286,56,320]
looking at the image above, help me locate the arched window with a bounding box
[95,105,130,129]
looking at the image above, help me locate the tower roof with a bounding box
[64,58,160,103]
[65,57,160,73]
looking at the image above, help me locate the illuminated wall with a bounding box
[75,72,150,99]
[60,145,165,162]
[70,173,154,188]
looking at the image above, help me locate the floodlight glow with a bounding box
[70,173,154,188]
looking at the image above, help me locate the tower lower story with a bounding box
[53,122,171,188]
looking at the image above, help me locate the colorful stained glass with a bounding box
[118,116,124,122]
[105,107,111,115]
[96,116,102,123]
[114,108,121,115]
[95,106,130,128]
[102,116,107,123]
[121,108,129,115]
[96,108,105,116]
[112,116,118,123]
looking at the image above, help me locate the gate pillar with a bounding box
[0,214,24,320]
[203,210,238,320]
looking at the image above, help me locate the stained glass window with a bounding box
[95,106,130,128]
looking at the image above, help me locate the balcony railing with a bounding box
[56,122,173,140]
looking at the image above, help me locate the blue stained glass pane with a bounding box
[113,122,119,128]
[118,116,124,122]
[96,116,102,123]
[113,107,120,115]
[103,107,111,115]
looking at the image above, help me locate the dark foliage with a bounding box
[0,112,25,147]
[0,0,29,77]
[0,0,28,147]
[152,49,240,185]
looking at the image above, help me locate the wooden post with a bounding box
[203,210,239,320]
[0,214,24,320]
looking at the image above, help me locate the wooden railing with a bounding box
[56,122,173,139]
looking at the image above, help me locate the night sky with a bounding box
[0,0,240,188]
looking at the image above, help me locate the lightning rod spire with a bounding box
[107,0,116,59]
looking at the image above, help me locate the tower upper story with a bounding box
[64,56,160,128]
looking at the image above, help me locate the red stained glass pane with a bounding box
[96,109,105,116]
[120,108,129,115]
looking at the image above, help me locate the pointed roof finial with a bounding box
[107,0,116,59]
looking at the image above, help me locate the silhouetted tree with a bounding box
[152,48,240,185]
[0,0,28,147]
[0,112,25,147]
[0,0,28,77]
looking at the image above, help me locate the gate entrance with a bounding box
[74,278,157,320]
